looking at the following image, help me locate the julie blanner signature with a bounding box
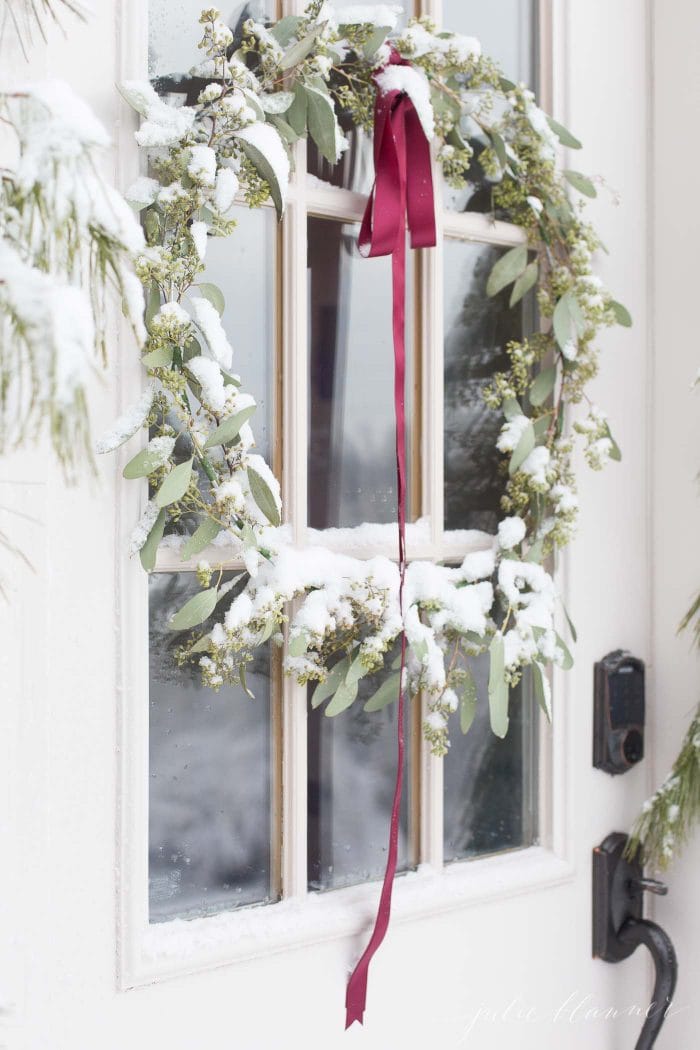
[458,991,689,1040]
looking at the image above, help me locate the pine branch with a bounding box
[1,0,86,60]
[627,705,700,870]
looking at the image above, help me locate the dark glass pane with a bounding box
[307,656,414,891]
[307,216,414,529]
[444,654,538,861]
[149,572,276,921]
[444,238,536,534]
[442,0,539,213]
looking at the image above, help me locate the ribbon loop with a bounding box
[345,54,436,1030]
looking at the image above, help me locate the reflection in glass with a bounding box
[443,238,535,534]
[442,0,539,213]
[308,654,414,891]
[149,572,276,922]
[149,1,271,82]
[444,653,538,861]
[307,216,414,529]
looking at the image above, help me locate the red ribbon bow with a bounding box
[345,50,436,1030]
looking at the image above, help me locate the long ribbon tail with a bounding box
[346,90,428,1029]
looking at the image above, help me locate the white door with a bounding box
[1,2,664,1048]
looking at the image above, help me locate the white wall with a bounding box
[651,1,700,1046]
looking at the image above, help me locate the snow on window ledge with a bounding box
[124,846,572,988]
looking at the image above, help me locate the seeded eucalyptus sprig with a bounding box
[110,4,631,754]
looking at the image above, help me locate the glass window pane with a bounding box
[444,238,536,534]
[149,572,277,922]
[160,205,276,537]
[444,655,538,861]
[149,1,272,82]
[442,0,539,213]
[442,0,538,88]
[307,216,415,530]
[307,655,414,892]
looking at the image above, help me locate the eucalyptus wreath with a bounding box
[107,3,631,755]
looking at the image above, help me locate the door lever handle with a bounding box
[593,832,678,1050]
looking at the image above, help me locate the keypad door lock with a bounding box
[593,650,645,774]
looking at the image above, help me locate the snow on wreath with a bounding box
[99,3,632,755]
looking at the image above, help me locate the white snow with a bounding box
[519,446,551,486]
[214,168,239,214]
[120,80,197,148]
[400,23,481,62]
[95,383,155,453]
[496,414,530,453]
[129,499,160,555]
[188,145,217,186]
[497,516,527,550]
[190,296,233,369]
[187,356,228,415]
[333,4,402,28]
[376,64,435,141]
[189,221,208,261]
[233,122,290,210]
[126,175,160,209]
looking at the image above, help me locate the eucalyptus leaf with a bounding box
[169,586,218,631]
[196,282,225,316]
[546,115,582,150]
[248,466,281,527]
[139,508,166,572]
[553,292,575,350]
[189,633,212,655]
[145,283,161,328]
[204,405,257,449]
[561,601,578,643]
[241,88,265,122]
[531,662,552,721]
[240,662,255,699]
[286,82,308,136]
[525,538,545,563]
[486,244,528,298]
[564,169,597,198]
[289,630,309,657]
[311,657,350,708]
[181,516,221,561]
[141,345,173,369]
[529,365,557,407]
[234,127,286,220]
[269,115,300,145]
[491,129,508,171]
[363,25,390,58]
[305,83,341,164]
[260,91,295,114]
[509,421,536,475]
[459,667,478,734]
[364,672,401,712]
[123,442,172,479]
[325,678,359,717]
[510,259,538,307]
[604,422,622,462]
[555,632,574,671]
[503,397,523,422]
[610,299,632,327]
[155,457,193,508]
[280,25,322,70]
[268,14,303,45]
[488,633,509,738]
[346,653,369,687]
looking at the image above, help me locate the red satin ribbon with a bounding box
[345,51,436,1030]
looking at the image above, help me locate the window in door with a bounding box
[144,0,543,927]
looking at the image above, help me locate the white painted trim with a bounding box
[117,0,567,992]
[125,845,573,988]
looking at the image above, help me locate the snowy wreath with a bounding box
[106,3,631,756]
